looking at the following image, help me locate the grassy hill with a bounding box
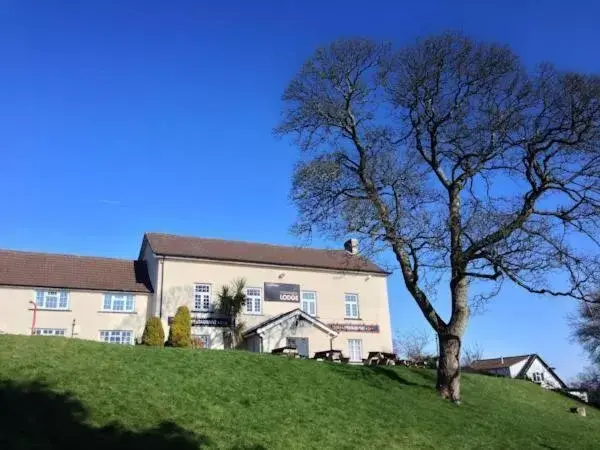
[0,335,596,449]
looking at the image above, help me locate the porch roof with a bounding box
[243,308,338,338]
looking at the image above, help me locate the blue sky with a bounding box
[1,0,599,379]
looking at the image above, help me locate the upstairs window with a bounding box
[301,291,317,316]
[103,293,135,312]
[194,283,212,311]
[344,293,359,318]
[245,287,262,314]
[532,372,545,383]
[35,290,69,310]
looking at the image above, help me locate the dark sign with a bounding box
[191,317,231,327]
[264,282,301,302]
[168,315,231,327]
[327,323,380,333]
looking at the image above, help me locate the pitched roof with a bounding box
[144,232,388,274]
[0,249,152,293]
[243,308,338,337]
[469,355,531,371]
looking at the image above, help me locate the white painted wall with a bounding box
[508,358,529,378]
[524,357,564,389]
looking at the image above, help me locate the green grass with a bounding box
[0,335,596,449]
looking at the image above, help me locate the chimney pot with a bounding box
[500,356,504,365]
[344,238,358,255]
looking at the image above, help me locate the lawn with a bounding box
[0,335,596,449]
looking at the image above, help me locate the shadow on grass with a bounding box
[0,379,209,449]
[323,363,435,390]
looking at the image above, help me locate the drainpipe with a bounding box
[29,301,37,335]
[158,256,165,318]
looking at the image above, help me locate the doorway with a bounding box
[287,337,309,358]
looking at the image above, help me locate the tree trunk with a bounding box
[437,334,462,402]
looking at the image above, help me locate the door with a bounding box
[287,337,309,358]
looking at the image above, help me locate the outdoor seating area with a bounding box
[271,346,301,358]
[364,351,397,366]
[313,349,349,363]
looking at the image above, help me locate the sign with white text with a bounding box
[327,323,380,333]
[264,282,301,302]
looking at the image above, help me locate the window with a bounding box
[245,287,262,314]
[194,284,212,311]
[35,290,69,310]
[344,293,359,318]
[100,330,133,345]
[301,291,317,316]
[34,328,66,336]
[532,372,544,383]
[102,293,135,312]
[192,334,211,349]
[348,339,363,362]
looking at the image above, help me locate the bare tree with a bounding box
[461,342,484,368]
[571,300,600,364]
[394,329,433,361]
[277,32,600,402]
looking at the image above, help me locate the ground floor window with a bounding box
[192,334,211,349]
[99,330,133,345]
[34,328,66,336]
[348,339,363,362]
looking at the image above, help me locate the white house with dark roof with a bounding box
[0,232,393,361]
[469,354,588,402]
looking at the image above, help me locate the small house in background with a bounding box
[468,354,588,403]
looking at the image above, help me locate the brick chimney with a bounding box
[344,238,358,255]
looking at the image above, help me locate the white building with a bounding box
[470,354,588,402]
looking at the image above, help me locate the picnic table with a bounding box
[365,351,397,366]
[313,349,349,363]
[271,346,300,358]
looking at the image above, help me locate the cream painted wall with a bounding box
[153,257,393,354]
[0,286,150,342]
[261,317,333,356]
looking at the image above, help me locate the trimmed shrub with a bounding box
[141,317,165,346]
[167,306,191,348]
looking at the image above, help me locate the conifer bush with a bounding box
[167,306,191,347]
[141,317,165,346]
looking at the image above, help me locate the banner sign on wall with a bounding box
[191,317,231,327]
[327,323,380,333]
[168,315,231,327]
[264,282,301,302]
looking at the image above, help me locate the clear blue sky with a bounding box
[1,0,599,379]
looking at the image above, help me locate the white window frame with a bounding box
[348,339,363,362]
[102,293,135,312]
[245,287,262,315]
[34,328,66,336]
[35,290,69,310]
[192,333,211,349]
[99,330,133,345]
[301,291,317,316]
[344,293,359,319]
[532,372,544,383]
[194,283,212,311]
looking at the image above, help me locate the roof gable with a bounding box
[0,249,152,293]
[517,354,568,389]
[243,309,338,337]
[144,232,388,274]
